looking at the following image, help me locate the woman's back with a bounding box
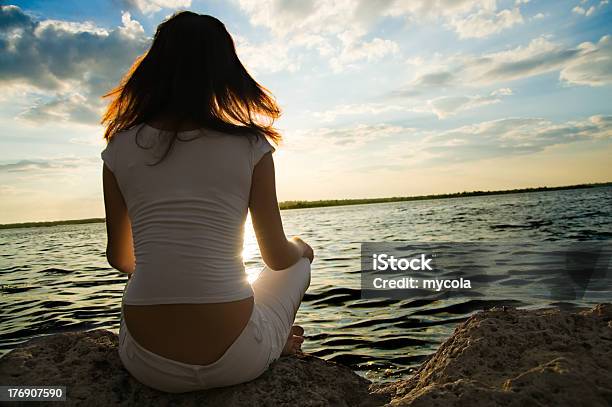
[102,122,274,365]
[104,123,272,305]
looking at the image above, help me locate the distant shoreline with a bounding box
[1,182,610,230]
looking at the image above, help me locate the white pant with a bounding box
[118,257,311,393]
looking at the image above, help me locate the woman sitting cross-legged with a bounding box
[100,10,314,393]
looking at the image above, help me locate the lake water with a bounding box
[1,186,611,382]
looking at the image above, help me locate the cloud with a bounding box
[580,0,610,16]
[311,103,410,122]
[233,34,300,74]
[285,123,408,150]
[326,114,610,173]
[289,114,612,166]
[573,4,599,16]
[235,0,528,72]
[18,93,101,124]
[234,28,395,75]
[414,71,455,87]
[391,70,455,97]
[427,88,513,118]
[573,6,587,15]
[0,156,97,173]
[314,88,513,122]
[476,37,582,82]
[560,35,612,86]
[400,34,612,94]
[416,114,612,163]
[448,7,523,39]
[0,6,147,92]
[236,0,359,39]
[119,0,192,15]
[379,0,522,30]
[330,37,399,73]
[0,5,149,123]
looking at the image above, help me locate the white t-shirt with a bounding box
[101,123,275,305]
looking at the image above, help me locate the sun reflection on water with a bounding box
[242,213,261,284]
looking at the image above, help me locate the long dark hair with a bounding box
[101,11,281,165]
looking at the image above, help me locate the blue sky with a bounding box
[1,0,611,223]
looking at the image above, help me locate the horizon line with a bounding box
[1,181,610,229]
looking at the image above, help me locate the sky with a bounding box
[0,0,611,223]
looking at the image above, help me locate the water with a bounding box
[1,186,611,382]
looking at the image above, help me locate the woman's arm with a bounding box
[249,152,314,270]
[102,163,135,275]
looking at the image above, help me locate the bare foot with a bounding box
[281,325,305,356]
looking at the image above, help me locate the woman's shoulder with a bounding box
[108,123,146,142]
[205,127,275,166]
[252,132,275,153]
[207,127,275,149]
[250,132,276,166]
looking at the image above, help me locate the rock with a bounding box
[377,303,612,406]
[1,304,610,406]
[0,329,387,407]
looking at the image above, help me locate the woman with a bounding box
[100,11,314,393]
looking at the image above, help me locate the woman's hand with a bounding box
[291,236,314,264]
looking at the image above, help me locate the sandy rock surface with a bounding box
[375,304,612,407]
[0,329,387,406]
